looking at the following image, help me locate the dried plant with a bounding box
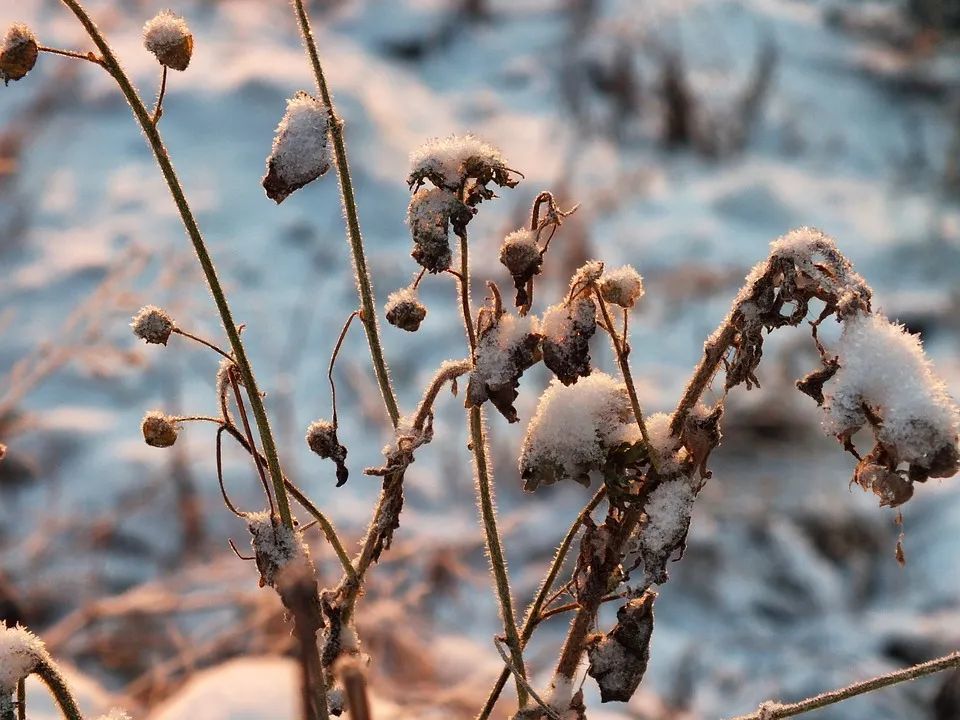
[2,3,960,720]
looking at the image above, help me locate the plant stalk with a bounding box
[33,660,83,720]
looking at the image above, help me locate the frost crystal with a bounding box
[142,11,193,71]
[0,623,48,692]
[130,305,174,345]
[541,297,597,385]
[263,92,331,204]
[520,372,634,490]
[466,311,541,422]
[823,311,960,482]
[598,265,644,308]
[1,23,38,84]
[385,286,427,332]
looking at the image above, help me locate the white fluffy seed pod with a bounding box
[130,305,175,345]
[142,11,193,71]
[599,265,645,308]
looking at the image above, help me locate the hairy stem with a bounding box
[58,0,294,529]
[477,488,606,719]
[729,651,960,720]
[33,660,83,720]
[290,0,399,427]
[456,233,527,707]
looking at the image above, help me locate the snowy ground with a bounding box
[2,0,960,718]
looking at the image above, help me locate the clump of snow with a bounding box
[824,311,960,478]
[263,92,331,203]
[408,134,504,190]
[0,623,48,692]
[142,11,193,71]
[598,265,645,308]
[541,297,597,386]
[466,312,541,422]
[543,673,575,710]
[624,475,698,589]
[246,511,311,589]
[644,412,684,473]
[520,372,634,490]
[130,305,174,345]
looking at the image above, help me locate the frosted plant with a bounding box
[263,92,332,203]
[10,4,960,720]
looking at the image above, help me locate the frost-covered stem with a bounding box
[729,651,960,720]
[459,235,478,352]
[594,288,661,474]
[152,65,167,124]
[33,658,83,720]
[58,0,294,529]
[290,0,400,427]
[171,328,234,361]
[670,323,737,435]
[15,680,24,720]
[38,45,103,65]
[470,405,528,707]
[412,359,473,430]
[477,488,606,719]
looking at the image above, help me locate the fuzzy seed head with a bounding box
[499,229,541,278]
[142,11,193,71]
[385,287,427,332]
[131,305,174,345]
[0,623,49,693]
[263,92,331,203]
[1,23,38,84]
[599,265,645,308]
[306,420,338,458]
[141,411,179,448]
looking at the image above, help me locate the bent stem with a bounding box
[58,0,294,529]
[729,651,960,720]
[33,660,82,720]
[290,0,399,427]
[457,233,527,708]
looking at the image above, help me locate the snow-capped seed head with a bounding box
[141,411,179,448]
[130,305,175,345]
[0,623,50,693]
[1,24,38,84]
[599,265,645,308]
[570,260,604,295]
[499,229,541,277]
[541,297,597,385]
[306,420,348,486]
[263,91,331,203]
[385,287,427,332]
[520,372,634,490]
[142,11,193,71]
[408,134,512,196]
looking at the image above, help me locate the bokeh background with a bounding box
[2,0,960,718]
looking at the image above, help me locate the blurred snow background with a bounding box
[2,0,960,717]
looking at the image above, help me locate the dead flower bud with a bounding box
[130,305,175,345]
[263,92,332,203]
[141,410,179,448]
[499,229,542,308]
[142,10,193,71]
[541,297,597,386]
[407,187,473,273]
[854,451,913,508]
[1,23,38,84]
[306,420,349,487]
[598,265,645,308]
[587,593,655,703]
[385,287,427,332]
[407,134,518,205]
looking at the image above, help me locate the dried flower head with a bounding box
[520,372,635,490]
[407,188,472,273]
[142,10,193,71]
[130,305,175,345]
[499,229,542,308]
[246,511,311,589]
[1,23,38,84]
[141,410,179,448]
[854,453,914,508]
[541,297,597,385]
[306,419,349,486]
[408,134,518,204]
[385,287,427,332]
[586,593,655,703]
[598,265,645,308]
[0,622,50,692]
[465,302,541,423]
[263,92,331,203]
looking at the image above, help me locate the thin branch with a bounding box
[729,651,960,720]
[493,638,562,720]
[151,65,168,124]
[328,311,359,428]
[216,425,247,518]
[171,327,234,361]
[229,370,275,516]
[37,45,103,66]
